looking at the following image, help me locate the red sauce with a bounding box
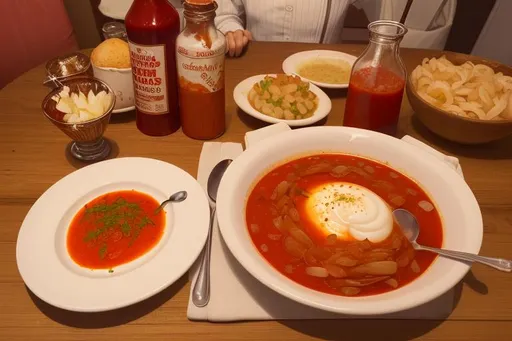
[246,154,443,297]
[178,77,225,140]
[343,67,405,136]
[126,0,181,136]
[176,0,226,140]
[67,190,165,269]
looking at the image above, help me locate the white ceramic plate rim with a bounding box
[216,126,483,315]
[233,74,332,127]
[16,157,210,312]
[282,50,357,89]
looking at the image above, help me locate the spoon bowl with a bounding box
[393,208,511,272]
[393,208,420,243]
[154,190,188,214]
[207,159,233,203]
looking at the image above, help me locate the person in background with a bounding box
[216,0,359,57]
[94,0,456,57]
[215,0,457,57]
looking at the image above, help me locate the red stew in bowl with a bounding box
[67,190,165,270]
[245,154,443,297]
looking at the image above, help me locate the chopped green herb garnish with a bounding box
[290,104,300,115]
[297,83,309,92]
[121,222,132,236]
[267,97,283,107]
[138,216,155,228]
[259,79,272,91]
[98,243,107,259]
[108,269,114,273]
[82,196,157,259]
[129,227,141,247]
[84,230,98,242]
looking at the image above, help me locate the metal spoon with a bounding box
[393,208,511,272]
[154,190,187,214]
[192,159,232,307]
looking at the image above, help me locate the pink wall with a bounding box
[0,0,78,89]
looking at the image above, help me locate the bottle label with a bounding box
[176,44,225,93]
[128,41,168,115]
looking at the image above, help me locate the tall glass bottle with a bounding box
[125,0,181,136]
[176,0,226,140]
[343,20,408,136]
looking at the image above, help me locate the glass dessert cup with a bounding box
[42,77,116,161]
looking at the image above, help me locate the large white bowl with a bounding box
[216,126,483,315]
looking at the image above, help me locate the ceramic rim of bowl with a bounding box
[216,126,483,315]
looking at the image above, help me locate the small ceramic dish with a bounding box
[233,74,332,127]
[282,50,357,89]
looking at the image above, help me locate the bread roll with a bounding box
[91,38,131,69]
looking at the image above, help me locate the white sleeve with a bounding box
[215,0,245,34]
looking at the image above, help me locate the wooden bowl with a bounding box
[406,51,512,144]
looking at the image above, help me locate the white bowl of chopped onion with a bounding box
[407,52,512,144]
[216,126,483,315]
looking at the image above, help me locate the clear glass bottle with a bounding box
[176,0,226,140]
[343,20,408,136]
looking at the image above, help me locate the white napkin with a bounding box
[188,124,462,322]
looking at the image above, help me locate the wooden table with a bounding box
[1,42,511,341]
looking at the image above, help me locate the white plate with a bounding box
[16,157,210,312]
[217,126,483,315]
[282,50,357,89]
[98,0,133,20]
[113,105,135,114]
[233,74,332,127]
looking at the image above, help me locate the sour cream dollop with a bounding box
[305,182,393,243]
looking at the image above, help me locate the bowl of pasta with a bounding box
[406,52,512,144]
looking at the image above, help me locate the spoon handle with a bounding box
[192,206,216,307]
[416,244,512,272]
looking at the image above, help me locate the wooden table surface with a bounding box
[1,42,511,341]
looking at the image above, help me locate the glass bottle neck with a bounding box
[368,37,401,55]
[184,2,217,25]
[367,20,407,48]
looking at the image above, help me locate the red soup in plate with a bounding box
[67,190,165,270]
[245,154,443,297]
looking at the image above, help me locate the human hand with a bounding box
[225,30,252,57]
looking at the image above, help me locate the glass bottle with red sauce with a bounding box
[176,0,226,140]
[125,0,180,136]
[343,21,408,136]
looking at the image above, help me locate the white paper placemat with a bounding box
[187,124,462,322]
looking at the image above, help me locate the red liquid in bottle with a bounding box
[125,0,181,136]
[176,0,226,140]
[343,67,405,136]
